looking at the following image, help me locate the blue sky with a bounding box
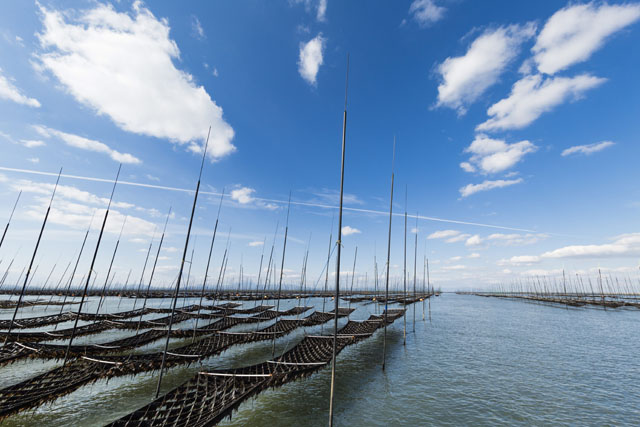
[0,0,639,291]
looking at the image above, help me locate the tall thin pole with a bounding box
[403,187,407,346]
[427,258,431,323]
[194,190,224,337]
[58,211,97,317]
[156,127,211,398]
[63,165,121,364]
[3,170,61,345]
[413,212,417,332]
[329,53,349,427]
[382,138,395,371]
[322,214,334,313]
[271,193,291,358]
[96,216,127,315]
[0,191,21,250]
[348,246,357,318]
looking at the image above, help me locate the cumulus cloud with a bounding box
[462,134,536,174]
[465,235,482,246]
[230,187,255,204]
[477,73,605,132]
[436,23,536,114]
[408,0,446,27]
[341,226,361,236]
[0,69,41,107]
[533,3,640,75]
[230,186,277,210]
[501,255,541,265]
[34,125,141,164]
[561,141,614,157]
[298,33,325,86]
[35,2,235,159]
[459,178,523,197]
[248,241,264,247]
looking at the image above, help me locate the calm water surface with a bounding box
[1,293,639,426]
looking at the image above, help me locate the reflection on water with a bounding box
[2,294,640,426]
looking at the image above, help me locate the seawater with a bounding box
[1,294,639,426]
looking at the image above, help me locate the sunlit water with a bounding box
[1,294,639,425]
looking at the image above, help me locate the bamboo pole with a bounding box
[156,127,210,398]
[3,170,61,345]
[63,165,121,365]
[329,54,349,427]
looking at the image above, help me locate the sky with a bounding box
[0,0,639,292]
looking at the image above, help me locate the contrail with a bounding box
[0,166,540,233]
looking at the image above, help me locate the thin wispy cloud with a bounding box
[561,141,614,157]
[34,125,141,164]
[459,178,523,198]
[0,69,41,107]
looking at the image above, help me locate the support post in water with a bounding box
[271,192,291,358]
[63,164,121,365]
[329,53,349,427]
[382,138,395,371]
[3,170,60,346]
[156,127,210,398]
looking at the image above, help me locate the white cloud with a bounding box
[533,3,640,75]
[35,125,141,164]
[16,179,155,236]
[298,33,325,86]
[468,253,481,258]
[36,3,235,160]
[501,255,541,265]
[477,73,605,131]
[561,141,614,157]
[502,233,640,266]
[317,0,327,22]
[20,139,46,148]
[459,178,523,197]
[248,241,264,247]
[442,264,466,271]
[436,24,536,113]
[342,226,361,236]
[462,134,537,174]
[0,69,41,107]
[427,229,460,240]
[449,256,462,262]
[27,157,40,164]
[460,162,476,173]
[408,0,446,27]
[487,233,547,246]
[446,234,471,243]
[541,233,640,259]
[191,15,205,40]
[230,187,255,204]
[465,235,482,246]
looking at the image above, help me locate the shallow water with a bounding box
[1,294,640,425]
